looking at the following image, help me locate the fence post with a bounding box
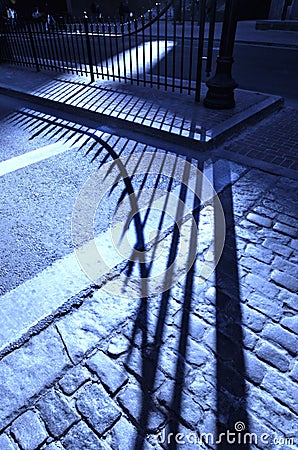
[83,14,95,82]
[195,0,206,102]
[27,22,40,72]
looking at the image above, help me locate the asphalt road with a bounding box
[232,42,298,106]
[0,94,182,296]
[0,95,133,295]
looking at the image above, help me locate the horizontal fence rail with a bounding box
[0,0,220,100]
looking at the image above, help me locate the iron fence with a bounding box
[0,0,219,101]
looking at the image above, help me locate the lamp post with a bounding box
[203,0,239,109]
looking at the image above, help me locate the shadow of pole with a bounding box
[213,161,250,449]
[166,159,203,450]
[129,158,198,450]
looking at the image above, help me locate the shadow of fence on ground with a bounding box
[4,107,250,449]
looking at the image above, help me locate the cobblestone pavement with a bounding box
[224,108,298,172]
[0,134,297,449]
[0,66,297,450]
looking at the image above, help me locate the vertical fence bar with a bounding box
[12,21,26,66]
[47,23,57,71]
[96,22,105,79]
[206,0,217,76]
[187,0,196,94]
[91,22,99,78]
[84,16,94,81]
[195,0,206,102]
[164,3,168,90]
[108,21,115,81]
[128,20,133,83]
[79,19,86,76]
[134,19,139,85]
[65,22,74,74]
[156,3,160,88]
[141,15,146,87]
[119,22,125,82]
[179,0,186,92]
[35,22,49,69]
[149,9,153,87]
[27,23,40,71]
[172,2,177,91]
[114,21,121,82]
[75,20,84,76]
[69,19,77,74]
[52,20,62,72]
[54,21,64,72]
[60,19,69,72]
[102,21,110,79]
[10,21,22,66]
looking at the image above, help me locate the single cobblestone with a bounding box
[252,205,277,219]
[271,270,297,293]
[244,243,274,264]
[260,227,292,244]
[247,213,272,228]
[123,346,143,380]
[173,315,207,343]
[76,383,121,436]
[117,382,165,432]
[241,303,267,332]
[245,352,267,385]
[242,328,258,350]
[188,376,215,411]
[0,327,71,430]
[37,390,79,438]
[273,222,297,238]
[246,292,282,322]
[86,351,128,395]
[59,366,91,396]
[261,370,298,414]
[272,256,298,278]
[10,410,47,450]
[239,256,272,279]
[44,443,64,450]
[186,339,209,367]
[289,362,298,383]
[281,316,298,334]
[0,434,17,450]
[244,273,280,299]
[262,324,298,355]
[289,238,298,251]
[105,416,154,450]
[255,342,290,373]
[277,213,298,229]
[262,238,293,258]
[278,290,298,312]
[62,421,111,450]
[107,334,129,358]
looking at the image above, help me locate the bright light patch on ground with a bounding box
[100,40,175,78]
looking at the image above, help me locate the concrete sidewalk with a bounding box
[0,64,297,450]
[229,20,298,48]
[1,62,297,178]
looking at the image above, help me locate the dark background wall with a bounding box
[1,0,273,20]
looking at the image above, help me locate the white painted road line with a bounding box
[0,140,81,177]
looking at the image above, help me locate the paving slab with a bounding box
[0,64,282,150]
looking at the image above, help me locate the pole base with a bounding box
[203,75,238,109]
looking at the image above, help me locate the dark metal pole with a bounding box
[203,0,239,109]
[83,13,95,82]
[27,23,40,72]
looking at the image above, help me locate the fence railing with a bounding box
[0,0,219,101]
